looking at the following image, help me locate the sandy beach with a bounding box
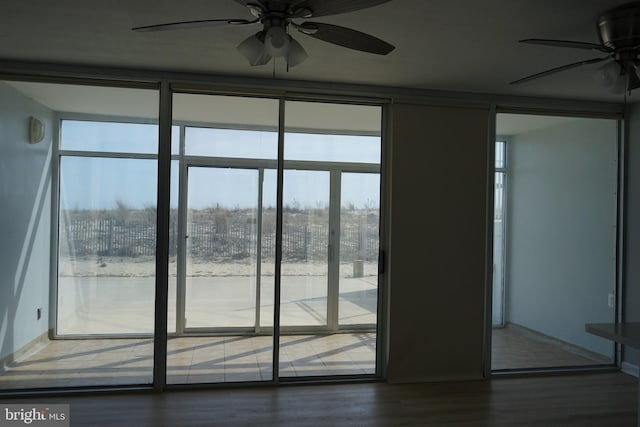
[58,255,379,278]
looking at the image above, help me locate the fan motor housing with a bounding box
[598,2,640,50]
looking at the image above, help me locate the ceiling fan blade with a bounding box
[510,57,609,85]
[234,0,267,8]
[520,38,613,53]
[291,0,391,18]
[297,22,394,55]
[132,18,255,32]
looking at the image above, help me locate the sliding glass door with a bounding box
[167,94,278,384]
[167,96,383,383]
[278,100,381,378]
[182,166,260,331]
[280,170,331,328]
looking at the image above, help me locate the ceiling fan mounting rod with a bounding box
[260,14,291,31]
[616,50,639,70]
[598,1,640,50]
[247,0,314,30]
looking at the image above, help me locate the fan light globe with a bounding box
[264,26,290,57]
[610,74,627,94]
[287,39,308,67]
[237,32,271,66]
[593,61,621,89]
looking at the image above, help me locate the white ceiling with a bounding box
[0,0,637,104]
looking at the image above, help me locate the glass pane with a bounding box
[185,127,277,159]
[495,140,506,168]
[284,133,381,163]
[57,156,158,335]
[167,160,180,334]
[339,173,379,327]
[259,169,277,328]
[0,80,65,390]
[175,93,278,159]
[171,125,180,156]
[184,167,259,329]
[492,113,617,371]
[279,100,381,379]
[284,101,381,163]
[61,120,158,154]
[52,89,158,388]
[280,170,330,327]
[492,171,505,326]
[169,93,278,385]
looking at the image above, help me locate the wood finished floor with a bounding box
[0,372,636,426]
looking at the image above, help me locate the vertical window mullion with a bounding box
[272,98,285,383]
[153,80,172,391]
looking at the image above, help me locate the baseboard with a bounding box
[0,331,49,372]
[621,361,639,378]
[387,373,484,384]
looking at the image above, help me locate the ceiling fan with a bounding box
[511,1,640,93]
[132,0,395,68]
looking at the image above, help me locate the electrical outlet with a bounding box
[608,293,614,308]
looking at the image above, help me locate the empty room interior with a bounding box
[1,0,640,425]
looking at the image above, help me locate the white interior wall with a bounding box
[0,82,53,361]
[387,102,489,382]
[505,116,618,356]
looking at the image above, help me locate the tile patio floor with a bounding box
[0,333,376,390]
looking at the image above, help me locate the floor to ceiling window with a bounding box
[279,100,381,378]
[57,121,160,336]
[491,112,619,372]
[0,81,160,389]
[493,140,507,328]
[167,93,279,384]
[0,79,384,392]
[166,94,383,384]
